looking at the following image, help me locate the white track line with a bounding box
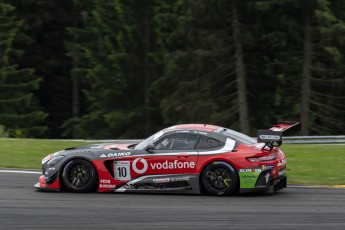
[288,184,345,189]
[0,169,41,174]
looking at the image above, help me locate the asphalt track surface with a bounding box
[1,170,345,230]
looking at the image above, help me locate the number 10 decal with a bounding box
[114,161,131,180]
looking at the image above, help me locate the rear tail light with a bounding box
[247,154,276,162]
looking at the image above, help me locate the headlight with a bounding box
[47,155,65,167]
[42,154,53,164]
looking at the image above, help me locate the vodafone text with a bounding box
[150,160,195,170]
[132,158,195,174]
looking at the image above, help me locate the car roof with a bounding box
[162,124,257,145]
[163,124,220,132]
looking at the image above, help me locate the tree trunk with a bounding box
[300,6,313,135]
[232,0,250,134]
[143,3,151,136]
[71,6,81,139]
[72,62,79,138]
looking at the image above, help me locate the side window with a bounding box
[153,134,199,150]
[196,135,224,150]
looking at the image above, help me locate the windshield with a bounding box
[216,128,256,145]
[134,130,164,150]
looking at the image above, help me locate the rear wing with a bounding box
[257,121,301,150]
[269,121,301,134]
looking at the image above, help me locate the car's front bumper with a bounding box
[34,175,60,191]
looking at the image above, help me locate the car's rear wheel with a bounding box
[201,161,239,196]
[61,159,98,192]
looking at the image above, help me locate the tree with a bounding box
[252,0,345,135]
[308,0,345,134]
[155,0,254,133]
[64,0,159,138]
[11,0,83,138]
[232,0,250,134]
[300,1,315,135]
[3,0,344,138]
[0,1,47,137]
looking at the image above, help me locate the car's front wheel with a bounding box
[201,161,239,196]
[61,159,98,192]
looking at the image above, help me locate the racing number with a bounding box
[117,167,127,177]
[114,161,131,180]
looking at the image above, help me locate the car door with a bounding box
[127,132,200,179]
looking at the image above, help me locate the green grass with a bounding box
[0,138,98,169]
[0,138,344,185]
[281,144,345,186]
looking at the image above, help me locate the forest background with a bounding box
[0,0,344,139]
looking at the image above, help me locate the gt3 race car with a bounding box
[35,122,300,195]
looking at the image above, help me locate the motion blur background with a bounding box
[0,0,344,139]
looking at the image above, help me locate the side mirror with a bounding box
[146,143,155,152]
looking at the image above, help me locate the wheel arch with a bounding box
[59,157,99,192]
[199,160,240,195]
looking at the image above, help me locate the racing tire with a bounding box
[201,161,239,196]
[61,159,98,193]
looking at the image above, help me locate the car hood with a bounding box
[64,142,138,151]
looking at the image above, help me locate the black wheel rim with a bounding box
[205,167,232,191]
[65,164,91,189]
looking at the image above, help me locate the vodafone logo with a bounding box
[132,158,148,174]
[132,158,196,174]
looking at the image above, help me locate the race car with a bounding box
[35,121,300,195]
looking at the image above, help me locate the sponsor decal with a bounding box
[132,158,196,175]
[99,179,110,184]
[240,175,257,179]
[153,178,170,183]
[239,168,262,173]
[239,168,261,189]
[100,184,116,188]
[171,176,190,182]
[240,176,257,185]
[259,135,280,140]
[262,164,275,170]
[151,160,195,170]
[132,158,149,174]
[100,152,131,158]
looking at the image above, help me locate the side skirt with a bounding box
[114,174,201,194]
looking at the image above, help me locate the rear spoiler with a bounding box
[268,121,302,134]
[257,121,301,150]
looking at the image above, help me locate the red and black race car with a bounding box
[35,122,300,195]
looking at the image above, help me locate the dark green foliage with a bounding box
[154,0,240,129]
[63,0,161,138]
[10,0,82,137]
[0,1,47,137]
[0,0,344,138]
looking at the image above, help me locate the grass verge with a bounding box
[281,144,345,185]
[0,138,97,169]
[0,138,344,185]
